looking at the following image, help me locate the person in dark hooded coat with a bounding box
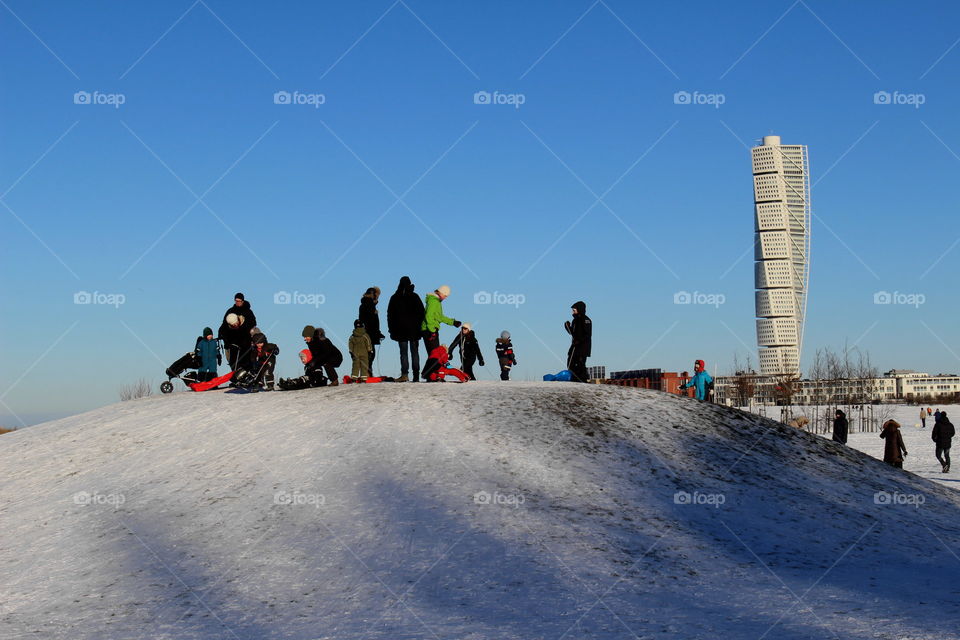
[880,420,908,468]
[302,325,343,386]
[387,276,425,382]
[932,410,955,473]
[359,287,385,373]
[218,293,257,370]
[832,409,848,444]
[564,301,592,383]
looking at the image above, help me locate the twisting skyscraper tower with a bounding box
[751,135,810,376]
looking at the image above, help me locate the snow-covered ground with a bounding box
[2,383,960,640]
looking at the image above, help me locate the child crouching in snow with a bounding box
[278,349,328,390]
[349,320,373,381]
[421,345,469,382]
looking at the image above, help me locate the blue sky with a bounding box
[2,1,959,425]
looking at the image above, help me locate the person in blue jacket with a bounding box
[679,359,713,401]
[195,327,222,382]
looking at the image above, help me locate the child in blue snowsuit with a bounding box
[195,327,221,383]
[680,359,713,401]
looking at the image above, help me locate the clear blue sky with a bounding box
[2,1,958,425]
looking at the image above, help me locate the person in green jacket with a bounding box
[420,285,460,352]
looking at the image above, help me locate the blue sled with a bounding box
[543,370,573,382]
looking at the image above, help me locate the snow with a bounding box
[2,383,960,639]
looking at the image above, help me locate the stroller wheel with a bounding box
[160,381,174,394]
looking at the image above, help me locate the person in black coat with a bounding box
[359,287,385,373]
[218,292,257,370]
[565,300,592,383]
[302,325,343,386]
[932,411,955,473]
[832,409,848,444]
[386,276,425,382]
[449,323,484,380]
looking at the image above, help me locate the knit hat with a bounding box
[500,330,510,340]
[437,285,451,298]
[302,325,315,338]
[234,292,245,301]
[461,322,472,332]
[354,319,364,329]
[299,348,313,364]
[203,327,213,337]
[226,313,241,326]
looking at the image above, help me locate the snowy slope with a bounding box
[2,383,960,640]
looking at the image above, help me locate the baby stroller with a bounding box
[160,339,231,393]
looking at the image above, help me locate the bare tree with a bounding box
[119,378,153,401]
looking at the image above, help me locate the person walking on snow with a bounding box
[932,410,955,473]
[449,323,484,380]
[564,301,592,383]
[495,331,517,381]
[358,287,385,373]
[880,420,908,468]
[832,409,848,445]
[195,327,221,383]
[349,320,374,381]
[302,325,343,386]
[921,407,928,429]
[387,276,425,382]
[679,360,714,401]
[421,285,460,353]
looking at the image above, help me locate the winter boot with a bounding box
[329,378,338,387]
[396,374,409,383]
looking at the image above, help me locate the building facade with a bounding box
[752,135,811,376]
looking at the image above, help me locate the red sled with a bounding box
[421,346,469,382]
[341,376,395,384]
[188,370,234,392]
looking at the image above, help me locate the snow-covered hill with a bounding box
[2,383,959,640]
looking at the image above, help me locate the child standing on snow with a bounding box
[349,320,374,380]
[195,327,221,382]
[448,323,484,380]
[495,331,517,381]
[679,359,714,401]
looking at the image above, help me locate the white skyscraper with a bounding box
[751,135,810,376]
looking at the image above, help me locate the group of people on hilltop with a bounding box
[829,408,955,474]
[184,280,602,390]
